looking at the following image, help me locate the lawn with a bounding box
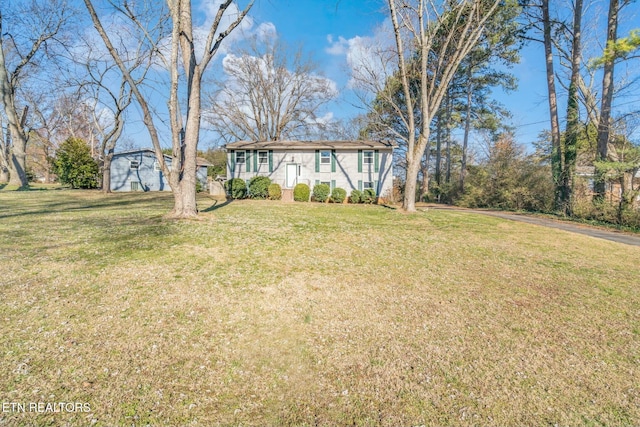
[1,190,639,426]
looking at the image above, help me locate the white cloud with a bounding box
[256,22,277,42]
[195,0,256,56]
[193,1,279,58]
[325,21,396,90]
[308,111,334,126]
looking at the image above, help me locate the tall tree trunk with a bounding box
[174,74,201,218]
[435,112,442,186]
[0,118,9,182]
[403,138,429,212]
[388,0,501,212]
[460,70,473,192]
[595,0,619,198]
[84,0,252,217]
[102,153,113,193]
[562,0,583,215]
[420,148,430,200]
[0,41,29,187]
[445,92,452,184]
[542,0,563,210]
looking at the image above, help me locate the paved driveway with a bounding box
[424,206,640,247]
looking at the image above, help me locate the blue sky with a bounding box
[235,0,551,147]
[117,0,639,151]
[247,0,639,148]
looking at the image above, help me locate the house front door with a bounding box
[286,164,298,188]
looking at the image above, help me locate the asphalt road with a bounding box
[424,206,640,247]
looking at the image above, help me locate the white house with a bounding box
[110,149,210,192]
[224,140,395,196]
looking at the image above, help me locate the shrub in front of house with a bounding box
[350,189,363,204]
[225,178,246,199]
[248,176,271,199]
[331,187,347,203]
[312,183,330,202]
[293,183,310,202]
[362,188,377,204]
[268,183,282,200]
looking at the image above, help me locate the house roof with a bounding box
[224,140,397,151]
[114,148,210,167]
[576,165,596,176]
[196,157,212,167]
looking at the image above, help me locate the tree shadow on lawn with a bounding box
[201,198,233,213]
[0,192,172,220]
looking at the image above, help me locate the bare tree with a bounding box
[593,0,635,198]
[0,115,9,182]
[206,39,337,143]
[559,0,584,215]
[84,0,253,218]
[68,31,154,193]
[0,0,72,187]
[537,0,564,209]
[386,0,503,212]
[24,91,103,183]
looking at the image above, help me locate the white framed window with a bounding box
[320,150,331,164]
[154,161,161,172]
[363,151,374,164]
[235,151,246,164]
[363,181,374,190]
[258,150,268,164]
[131,181,140,191]
[130,160,140,170]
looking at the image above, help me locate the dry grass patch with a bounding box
[0,191,639,426]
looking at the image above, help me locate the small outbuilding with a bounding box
[110,149,209,192]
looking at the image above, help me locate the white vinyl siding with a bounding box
[225,148,393,197]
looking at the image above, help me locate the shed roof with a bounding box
[113,148,210,167]
[224,140,396,151]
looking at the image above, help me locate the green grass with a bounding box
[1,190,639,426]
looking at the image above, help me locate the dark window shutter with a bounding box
[230,150,235,173]
[268,150,273,173]
[315,150,320,173]
[358,180,362,191]
[253,150,257,172]
[331,150,336,172]
[374,150,379,173]
[358,150,362,173]
[245,151,250,172]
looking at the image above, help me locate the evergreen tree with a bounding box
[52,137,99,189]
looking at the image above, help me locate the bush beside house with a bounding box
[362,188,377,204]
[350,189,363,204]
[248,176,271,199]
[225,178,247,199]
[312,183,330,202]
[331,187,347,203]
[294,183,310,202]
[268,183,282,200]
